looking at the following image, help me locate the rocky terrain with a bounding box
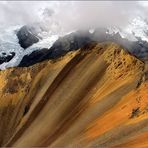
[0,52,15,65]
[0,17,148,69]
[0,42,147,147]
[17,25,39,49]
[18,27,148,67]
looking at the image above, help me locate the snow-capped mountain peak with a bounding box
[108,17,148,42]
[0,16,148,69]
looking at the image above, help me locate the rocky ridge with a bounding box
[0,42,147,147]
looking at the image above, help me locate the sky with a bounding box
[0,1,148,32]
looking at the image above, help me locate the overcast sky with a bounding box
[0,1,148,31]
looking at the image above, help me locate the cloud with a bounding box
[0,1,148,32]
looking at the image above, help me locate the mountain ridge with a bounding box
[0,42,147,147]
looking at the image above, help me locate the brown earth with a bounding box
[0,42,147,147]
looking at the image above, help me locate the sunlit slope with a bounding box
[0,42,147,147]
[0,50,79,146]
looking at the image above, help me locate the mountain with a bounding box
[0,24,58,69]
[19,27,148,67]
[19,30,92,67]
[0,17,148,69]
[0,15,148,147]
[0,42,147,147]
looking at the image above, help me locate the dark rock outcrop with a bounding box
[0,52,15,64]
[17,26,39,49]
[19,48,51,67]
[48,31,92,58]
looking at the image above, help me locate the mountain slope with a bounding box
[0,42,147,147]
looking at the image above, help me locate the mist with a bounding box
[0,1,148,32]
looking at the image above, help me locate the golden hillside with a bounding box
[0,42,147,147]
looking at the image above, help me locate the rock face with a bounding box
[48,31,92,58]
[0,42,147,147]
[19,31,92,67]
[0,52,15,65]
[17,26,39,49]
[19,48,50,67]
[18,28,148,67]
